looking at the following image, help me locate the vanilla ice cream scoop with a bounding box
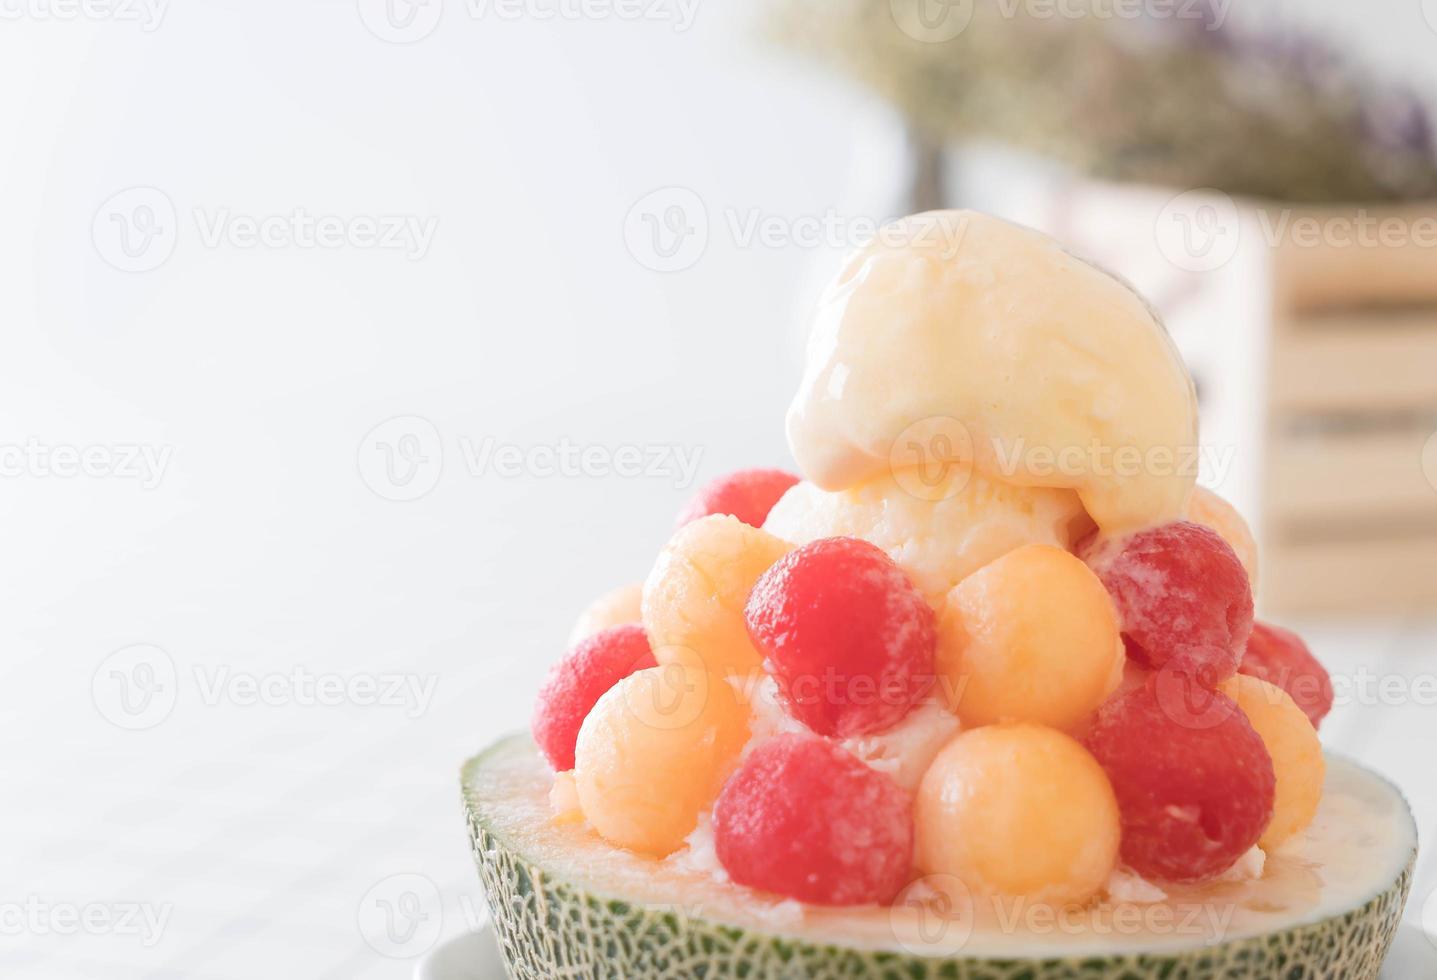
[764,470,1091,603]
[786,211,1198,533]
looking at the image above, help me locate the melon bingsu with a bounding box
[463,212,1415,979]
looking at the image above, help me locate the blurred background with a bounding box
[2,1,1435,977]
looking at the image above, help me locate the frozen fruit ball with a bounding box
[1081,520,1253,686]
[714,734,913,906]
[746,536,937,738]
[574,664,749,857]
[567,583,643,646]
[1240,621,1333,729]
[764,470,1091,603]
[935,544,1124,730]
[548,770,582,825]
[1220,674,1325,850]
[1083,679,1276,882]
[532,624,657,771]
[642,515,792,677]
[676,468,800,530]
[914,723,1120,904]
[1186,487,1259,595]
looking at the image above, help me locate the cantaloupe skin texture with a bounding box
[464,735,1414,980]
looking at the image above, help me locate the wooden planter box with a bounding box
[1035,190,1437,614]
[1260,209,1437,614]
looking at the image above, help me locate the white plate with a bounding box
[416,922,1436,979]
[1383,922,1437,977]
[413,926,506,980]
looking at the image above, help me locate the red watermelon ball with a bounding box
[1084,677,1276,882]
[714,734,913,906]
[745,536,936,738]
[531,624,657,771]
[1240,621,1333,729]
[1080,521,1253,687]
[675,468,800,530]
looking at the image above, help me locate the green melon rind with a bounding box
[462,734,1414,980]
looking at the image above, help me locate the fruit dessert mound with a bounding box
[468,211,1414,980]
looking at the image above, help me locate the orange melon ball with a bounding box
[1186,487,1259,595]
[915,724,1120,904]
[642,515,791,676]
[1219,674,1324,849]
[913,718,1115,902]
[935,545,1124,729]
[567,582,643,645]
[574,665,749,857]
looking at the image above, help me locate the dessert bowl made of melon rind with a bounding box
[459,211,1418,979]
[462,735,1414,980]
